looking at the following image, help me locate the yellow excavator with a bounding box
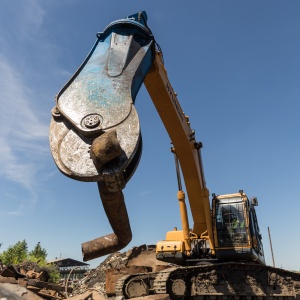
[50,12,300,300]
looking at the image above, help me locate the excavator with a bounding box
[49,12,300,300]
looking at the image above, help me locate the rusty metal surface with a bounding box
[0,265,71,300]
[126,245,170,271]
[81,182,132,261]
[0,265,26,279]
[104,246,171,295]
[90,129,122,169]
[26,279,72,293]
[106,266,152,295]
[0,276,18,284]
[131,295,171,300]
[69,290,105,300]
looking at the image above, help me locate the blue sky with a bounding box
[0,0,300,270]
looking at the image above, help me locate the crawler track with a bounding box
[114,263,300,300]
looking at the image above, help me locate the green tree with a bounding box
[0,240,60,283]
[28,242,47,262]
[0,240,28,265]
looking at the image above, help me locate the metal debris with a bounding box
[0,262,70,299]
[0,245,170,300]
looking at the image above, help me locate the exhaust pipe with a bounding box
[82,182,132,261]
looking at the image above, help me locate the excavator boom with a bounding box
[144,53,213,240]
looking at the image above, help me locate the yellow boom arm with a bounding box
[144,52,214,254]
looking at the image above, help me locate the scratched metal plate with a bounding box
[57,36,133,135]
[49,105,140,182]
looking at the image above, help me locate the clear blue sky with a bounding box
[1,1,299,270]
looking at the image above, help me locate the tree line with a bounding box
[0,240,46,265]
[0,240,60,282]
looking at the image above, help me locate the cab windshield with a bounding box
[215,197,248,246]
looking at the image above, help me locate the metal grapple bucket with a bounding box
[49,12,155,260]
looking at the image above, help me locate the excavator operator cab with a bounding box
[215,197,247,246]
[212,191,265,265]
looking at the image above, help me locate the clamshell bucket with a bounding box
[49,12,155,260]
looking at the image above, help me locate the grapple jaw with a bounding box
[49,12,155,260]
[50,11,154,191]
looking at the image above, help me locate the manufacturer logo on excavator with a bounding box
[166,82,184,123]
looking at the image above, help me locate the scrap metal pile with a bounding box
[0,261,72,299]
[2,244,300,300]
[0,245,170,300]
[72,245,170,298]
